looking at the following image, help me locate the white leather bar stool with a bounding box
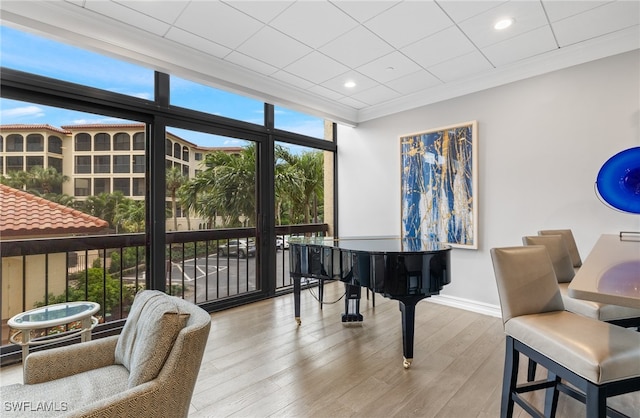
[490,246,640,417]
[523,234,640,381]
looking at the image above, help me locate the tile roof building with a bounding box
[0,184,109,239]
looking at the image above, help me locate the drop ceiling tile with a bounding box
[357,51,421,83]
[330,0,400,23]
[165,27,232,58]
[284,51,349,84]
[542,0,609,22]
[269,1,358,48]
[84,1,171,36]
[401,26,477,69]
[386,69,442,95]
[350,84,401,106]
[364,1,454,48]
[174,1,264,49]
[321,70,378,95]
[338,95,369,109]
[428,50,493,83]
[458,1,549,48]
[307,84,346,101]
[483,26,557,67]
[225,51,278,76]
[436,0,506,23]
[113,0,189,25]
[3,0,638,124]
[551,1,640,47]
[237,26,312,68]
[224,0,294,23]
[319,25,394,69]
[270,70,315,90]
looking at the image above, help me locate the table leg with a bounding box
[81,316,93,342]
[21,329,31,364]
[294,276,301,325]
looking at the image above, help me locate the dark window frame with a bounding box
[113,155,130,173]
[48,135,63,154]
[94,132,111,151]
[114,132,130,150]
[74,155,91,173]
[6,155,23,171]
[113,177,130,195]
[133,132,145,150]
[94,155,110,173]
[6,134,23,152]
[74,177,91,196]
[75,133,91,151]
[0,66,338,312]
[26,133,44,151]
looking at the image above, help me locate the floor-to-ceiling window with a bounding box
[0,24,336,360]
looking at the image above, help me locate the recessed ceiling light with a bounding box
[494,18,514,30]
[344,81,356,88]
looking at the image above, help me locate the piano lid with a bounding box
[288,236,450,254]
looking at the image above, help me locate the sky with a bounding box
[0,25,325,149]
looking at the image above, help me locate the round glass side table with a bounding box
[8,301,100,364]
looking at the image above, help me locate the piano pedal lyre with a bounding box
[342,284,364,322]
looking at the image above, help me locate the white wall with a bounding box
[337,50,640,315]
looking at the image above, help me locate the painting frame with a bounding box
[400,120,478,249]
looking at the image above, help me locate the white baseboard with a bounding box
[425,294,502,318]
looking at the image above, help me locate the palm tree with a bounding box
[81,192,126,231]
[37,192,75,207]
[279,150,324,223]
[0,170,30,190]
[177,179,199,230]
[195,145,256,227]
[114,198,145,232]
[166,166,187,231]
[26,166,69,194]
[274,145,302,225]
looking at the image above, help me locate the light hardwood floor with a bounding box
[2,282,639,417]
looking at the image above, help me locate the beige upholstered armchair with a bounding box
[2,290,211,418]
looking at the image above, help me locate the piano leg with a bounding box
[399,300,418,369]
[293,276,301,325]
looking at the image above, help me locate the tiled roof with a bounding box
[0,184,109,238]
[0,124,70,135]
[61,123,145,130]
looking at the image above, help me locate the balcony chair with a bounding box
[523,234,640,381]
[490,245,640,418]
[1,290,211,418]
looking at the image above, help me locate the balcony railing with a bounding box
[1,223,328,364]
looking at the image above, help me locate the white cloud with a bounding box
[0,105,45,121]
[70,116,132,125]
[132,92,152,100]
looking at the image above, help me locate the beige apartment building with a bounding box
[0,123,240,231]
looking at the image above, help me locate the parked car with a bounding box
[276,235,289,250]
[218,239,256,258]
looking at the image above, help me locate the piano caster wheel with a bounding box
[295,317,301,326]
[403,357,412,369]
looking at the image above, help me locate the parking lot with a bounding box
[123,248,293,302]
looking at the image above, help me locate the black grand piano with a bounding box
[289,236,451,368]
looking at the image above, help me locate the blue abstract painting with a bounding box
[400,121,478,249]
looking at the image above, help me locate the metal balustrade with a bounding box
[0,223,328,364]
